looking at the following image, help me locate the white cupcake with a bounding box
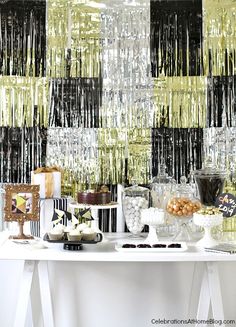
[48,228,64,241]
[82,227,97,241]
[53,223,65,233]
[67,229,82,241]
[48,223,65,240]
[64,226,74,234]
[77,223,89,232]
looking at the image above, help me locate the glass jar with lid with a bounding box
[150,160,176,236]
[166,176,201,218]
[193,158,227,206]
[150,159,173,209]
[166,176,202,241]
[193,159,227,242]
[122,184,149,237]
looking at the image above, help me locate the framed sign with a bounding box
[215,193,236,218]
[4,184,40,239]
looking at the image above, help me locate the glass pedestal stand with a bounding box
[193,214,223,247]
[146,225,159,243]
[172,217,193,242]
[141,211,165,243]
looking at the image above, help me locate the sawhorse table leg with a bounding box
[14,260,54,327]
[196,262,225,327]
[14,261,35,327]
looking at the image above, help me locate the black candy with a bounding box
[168,243,182,248]
[152,244,167,248]
[122,244,136,248]
[137,244,152,248]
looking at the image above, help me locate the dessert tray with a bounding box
[43,233,103,251]
[115,241,188,253]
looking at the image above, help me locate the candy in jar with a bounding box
[193,158,227,206]
[167,196,201,217]
[122,184,149,237]
[166,176,202,241]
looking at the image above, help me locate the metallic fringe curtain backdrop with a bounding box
[0,0,235,201]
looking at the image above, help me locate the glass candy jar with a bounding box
[193,159,227,243]
[150,161,173,209]
[122,184,149,237]
[150,163,175,236]
[193,159,227,206]
[166,177,202,241]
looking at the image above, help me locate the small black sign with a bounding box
[215,193,236,218]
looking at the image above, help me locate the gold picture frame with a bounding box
[4,184,40,239]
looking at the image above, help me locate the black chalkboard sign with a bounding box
[215,193,236,217]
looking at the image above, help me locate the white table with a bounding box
[0,232,235,327]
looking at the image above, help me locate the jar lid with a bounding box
[193,157,227,178]
[152,174,172,184]
[175,176,193,194]
[151,158,172,184]
[124,184,149,196]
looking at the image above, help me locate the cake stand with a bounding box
[193,213,223,247]
[68,202,119,241]
[141,209,165,243]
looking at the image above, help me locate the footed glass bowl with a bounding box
[141,208,165,243]
[172,216,193,242]
[193,211,223,247]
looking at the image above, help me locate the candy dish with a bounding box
[141,208,165,243]
[115,241,187,252]
[193,208,223,247]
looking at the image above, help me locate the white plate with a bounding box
[115,241,188,253]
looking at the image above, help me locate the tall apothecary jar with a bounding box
[193,165,226,206]
[166,176,202,240]
[150,168,172,208]
[150,162,174,235]
[122,184,149,237]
